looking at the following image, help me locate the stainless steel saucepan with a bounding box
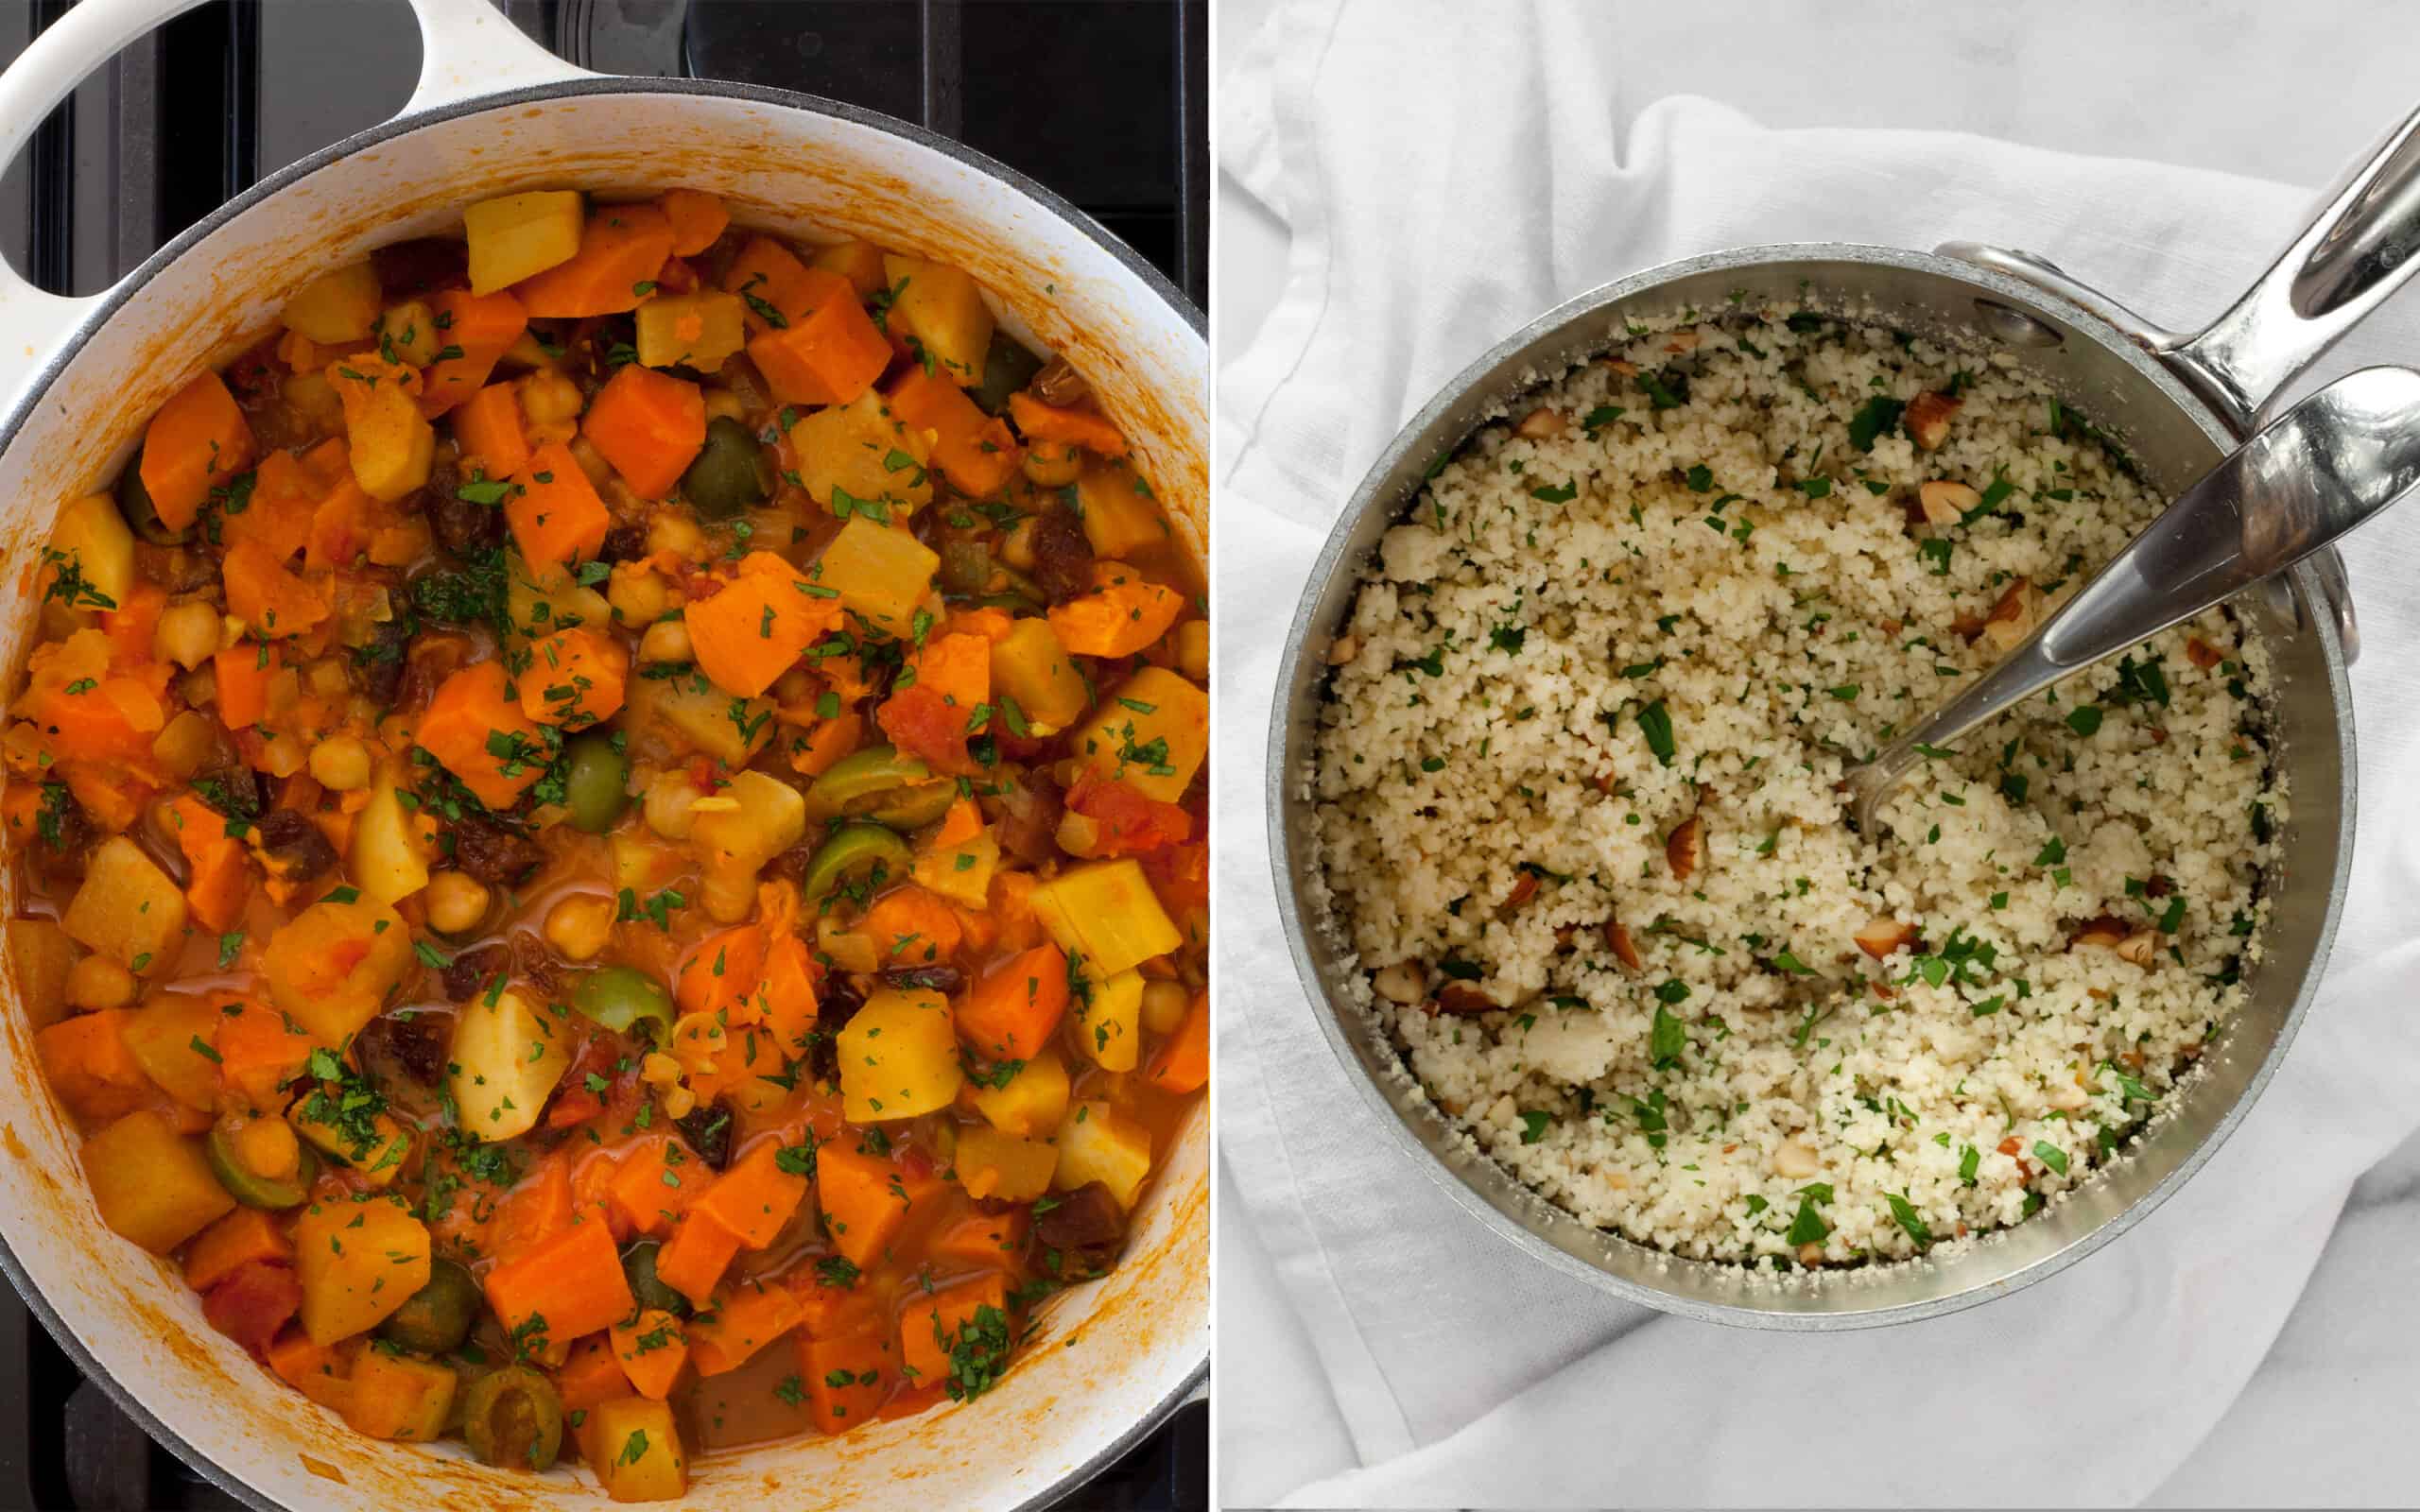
[1270,102,2420,1328]
[0,0,1205,1503]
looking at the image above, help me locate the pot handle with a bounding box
[401,0,595,117]
[0,0,216,379]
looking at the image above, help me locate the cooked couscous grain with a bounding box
[1309,310,2277,1265]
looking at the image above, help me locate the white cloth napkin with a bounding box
[1212,3,2420,1505]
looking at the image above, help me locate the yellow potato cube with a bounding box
[790,389,933,516]
[349,768,435,905]
[970,1048,1071,1139]
[582,1396,688,1503]
[8,919,74,1032]
[629,665,776,766]
[1076,458,1167,558]
[292,1099,413,1188]
[292,1194,432,1345]
[463,190,584,295]
[837,988,961,1122]
[1071,964,1144,1073]
[376,300,440,367]
[83,1110,234,1254]
[342,1350,458,1441]
[1066,666,1207,802]
[62,836,187,972]
[879,253,994,384]
[635,291,749,372]
[814,516,938,635]
[989,618,1090,733]
[1052,1100,1153,1210]
[338,374,436,503]
[120,996,229,1111]
[956,1125,1058,1203]
[262,896,414,1047]
[447,986,572,1143]
[47,493,134,614]
[913,826,998,909]
[1029,858,1183,978]
[810,238,889,298]
[281,260,382,343]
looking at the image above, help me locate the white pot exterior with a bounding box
[0,69,1207,1512]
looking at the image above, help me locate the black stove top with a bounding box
[0,2,1205,1507]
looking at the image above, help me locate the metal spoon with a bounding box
[1848,365,2420,833]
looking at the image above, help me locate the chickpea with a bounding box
[999,517,1039,571]
[309,733,372,792]
[701,388,745,424]
[647,510,704,560]
[152,599,222,670]
[567,435,615,488]
[521,369,583,427]
[1141,979,1190,1036]
[663,1085,698,1120]
[424,871,492,936]
[544,894,615,962]
[608,563,667,627]
[1023,438,1083,489]
[639,618,693,665]
[644,771,701,840]
[1174,620,1209,682]
[66,954,136,1009]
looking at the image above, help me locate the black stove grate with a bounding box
[0,2,1205,1507]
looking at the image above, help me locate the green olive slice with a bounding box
[681,415,772,519]
[569,965,675,1040]
[560,729,631,834]
[204,1123,316,1210]
[801,821,914,906]
[619,1238,689,1317]
[460,1365,564,1471]
[375,1258,481,1354]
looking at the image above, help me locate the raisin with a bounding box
[449,813,544,886]
[253,810,337,883]
[1028,509,1096,605]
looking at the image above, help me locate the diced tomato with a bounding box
[1065,773,1191,857]
[875,685,977,777]
[203,1261,302,1357]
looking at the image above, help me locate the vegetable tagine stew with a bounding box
[4,185,1207,1500]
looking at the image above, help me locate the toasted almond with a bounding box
[1799,1242,1825,1267]
[1326,633,1359,666]
[1953,609,1989,643]
[1773,1136,1821,1178]
[1503,871,1540,910]
[1853,916,1917,960]
[2119,1047,2146,1072]
[1870,979,1896,1001]
[1604,920,1643,971]
[1665,815,1704,883]
[1514,406,1567,439]
[1371,960,1426,1005]
[1664,329,1702,354]
[1905,389,1962,450]
[1979,577,2036,651]
[1996,1136,2023,1157]
[1878,617,1903,636]
[1434,981,1496,1015]
[2186,636,2222,669]
[2115,928,2160,967]
[2069,916,2131,952]
[1602,358,1639,377]
[1917,479,1979,525]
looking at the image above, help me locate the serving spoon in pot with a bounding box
[1848,364,2420,834]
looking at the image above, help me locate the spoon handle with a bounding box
[1852,364,2420,831]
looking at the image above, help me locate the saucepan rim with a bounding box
[1266,239,2353,1330]
[0,72,1208,1511]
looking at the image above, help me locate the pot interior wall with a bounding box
[0,87,1205,1508]
[1278,250,2342,1324]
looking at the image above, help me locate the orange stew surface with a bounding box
[4,187,1207,1500]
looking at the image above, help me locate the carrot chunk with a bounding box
[654,1210,744,1311]
[35,1011,149,1120]
[1143,987,1210,1094]
[1008,390,1128,457]
[451,381,531,479]
[958,943,1069,1061]
[610,1308,689,1400]
[580,363,704,499]
[416,661,550,810]
[518,626,628,730]
[688,1138,809,1249]
[483,1207,633,1345]
[185,1207,293,1292]
[166,793,251,932]
[418,288,528,416]
[888,366,1020,498]
[512,204,677,318]
[1046,564,1184,658]
[816,1141,938,1269]
[222,539,331,640]
[683,552,846,698]
[721,236,821,334]
[897,1272,1008,1392]
[746,269,891,408]
[555,1333,629,1413]
[141,370,257,530]
[798,1331,894,1435]
[212,643,279,731]
[687,1280,803,1376]
[605,1133,702,1237]
[506,440,612,571]
[658,189,728,258]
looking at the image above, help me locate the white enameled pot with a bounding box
[0,2,1207,1505]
